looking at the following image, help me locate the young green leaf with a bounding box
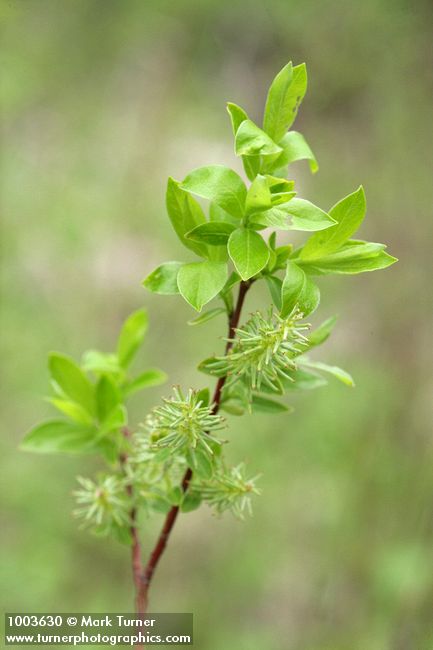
[81,350,121,376]
[235,120,282,157]
[280,261,304,317]
[280,261,320,317]
[277,131,318,173]
[99,404,127,435]
[280,367,328,390]
[242,155,262,182]
[252,199,336,232]
[196,388,210,407]
[251,395,292,414]
[143,261,182,295]
[48,353,95,415]
[21,420,98,454]
[297,241,397,274]
[298,358,355,387]
[180,491,202,513]
[228,228,270,280]
[263,62,307,142]
[265,275,282,310]
[265,176,295,193]
[300,187,366,259]
[180,165,246,220]
[226,102,248,134]
[123,368,167,396]
[197,357,227,377]
[47,398,93,426]
[177,260,228,311]
[166,177,208,257]
[186,222,236,245]
[223,270,241,293]
[209,201,239,225]
[245,175,272,215]
[274,245,293,268]
[307,316,338,348]
[191,448,214,480]
[96,375,121,422]
[188,307,226,326]
[267,247,277,272]
[117,309,148,368]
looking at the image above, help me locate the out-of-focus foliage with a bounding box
[1,1,432,649]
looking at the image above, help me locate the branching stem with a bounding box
[136,280,252,613]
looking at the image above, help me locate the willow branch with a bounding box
[138,280,252,612]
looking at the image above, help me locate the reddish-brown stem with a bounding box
[120,430,145,616]
[137,280,252,612]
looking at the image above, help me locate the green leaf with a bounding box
[198,357,226,377]
[301,187,366,259]
[251,395,291,414]
[226,101,248,134]
[167,485,184,506]
[263,62,307,142]
[186,221,236,245]
[269,231,277,249]
[280,368,328,390]
[228,228,270,280]
[192,449,213,480]
[242,155,262,182]
[265,275,282,310]
[277,131,318,173]
[166,177,208,257]
[226,104,262,181]
[196,388,210,407]
[180,491,202,513]
[275,245,293,268]
[297,277,320,318]
[48,353,95,415]
[21,420,98,454]
[148,494,172,514]
[235,119,282,157]
[265,176,295,193]
[222,270,241,293]
[307,316,338,348]
[209,201,239,225]
[298,358,355,387]
[46,398,93,426]
[267,247,277,272]
[180,165,246,220]
[123,368,167,396]
[220,400,245,416]
[81,350,121,376]
[269,191,297,207]
[177,260,228,311]
[280,261,320,317]
[96,375,121,422]
[117,309,148,368]
[143,261,182,295]
[245,175,272,215]
[188,307,226,326]
[280,261,304,317]
[99,404,127,435]
[297,241,397,274]
[252,199,336,232]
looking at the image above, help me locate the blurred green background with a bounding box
[2,0,433,648]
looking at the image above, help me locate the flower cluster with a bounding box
[73,475,131,538]
[193,463,261,519]
[204,309,309,395]
[145,387,225,458]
